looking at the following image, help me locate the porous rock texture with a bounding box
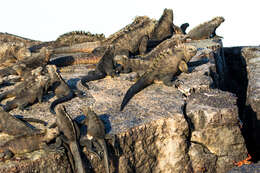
[0,39,248,172]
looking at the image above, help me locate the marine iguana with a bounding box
[1,73,49,111]
[114,34,189,73]
[0,107,47,136]
[51,8,174,67]
[0,47,51,79]
[0,128,59,160]
[180,23,189,34]
[54,105,86,173]
[80,107,110,173]
[46,65,85,114]
[80,45,117,88]
[0,32,41,47]
[29,31,105,53]
[0,107,36,135]
[80,34,188,89]
[120,44,197,111]
[187,16,225,40]
[0,42,31,68]
[55,31,105,47]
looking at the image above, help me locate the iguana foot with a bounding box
[80,138,102,160]
[0,150,14,160]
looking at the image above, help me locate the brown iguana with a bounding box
[114,34,189,73]
[0,47,51,79]
[54,105,86,173]
[0,128,59,160]
[29,31,105,53]
[80,34,188,89]
[0,42,31,68]
[120,44,197,111]
[0,107,35,136]
[0,32,42,47]
[46,65,85,114]
[56,31,105,47]
[0,107,47,136]
[80,107,110,173]
[187,16,225,40]
[0,68,49,111]
[51,8,174,68]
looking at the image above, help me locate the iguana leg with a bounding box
[3,101,18,112]
[80,138,102,160]
[0,150,14,160]
[81,71,106,89]
[161,74,174,87]
[0,90,15,102]
[138,35,149,55]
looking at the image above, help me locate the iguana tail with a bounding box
[180,23,189,34]
[50,55,102,67]
[52,41,101,54]
[69,141,86,173]
[80,71,106,89]
[50,91,74,114]
[98,139,110,173]
[120,72,155,111]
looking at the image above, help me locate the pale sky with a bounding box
[1,0,259,47]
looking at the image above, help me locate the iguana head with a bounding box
[174,44,197,62]
[212,16,225,26]
[43,128,59,143]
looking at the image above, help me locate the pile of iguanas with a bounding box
[0,8,224,173]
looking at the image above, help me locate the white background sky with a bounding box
[1,0,259,47]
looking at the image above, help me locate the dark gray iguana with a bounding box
[113,34,189,74]
[0,67,49,111]
[46,65,85,114]
[80,107,110,173]
[119,44,197,111]
[187,16,225,40]
[0,128,59,160]
[51,8,174,69]
[54,105,86,173]
[0,107,47,136]
[0,32,42,47]
[81,24,186,88]
[0,42,32,68]
[0,47,51,79]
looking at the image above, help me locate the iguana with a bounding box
[80,107,110,173]
[180,23,189,34]
[0,32,42,47]
[80,34,188,89]
[0,107,35,135]
[0,42,31,68]
[0,107,47,136]
[0,128,59,160]
[1,71,49,111]
[51,8,174,65]
[114,34,189,72]
[54,105,86,173]
[0,47,51,79]
[80,45,117,88]
[56,31,105,47]
[120,44,197,111]
[187,16,225,40]
[46,65,85,114]
[29,31,105,53]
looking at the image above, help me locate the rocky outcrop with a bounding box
[0,39,248,172]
